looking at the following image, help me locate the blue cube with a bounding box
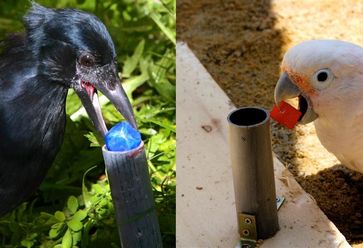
[105,121,142,152]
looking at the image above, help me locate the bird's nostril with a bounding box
[107,81,116,91]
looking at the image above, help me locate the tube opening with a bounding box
[228,107,269,127]
[102,141,144,155]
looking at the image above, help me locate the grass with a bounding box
[0,0,175,247]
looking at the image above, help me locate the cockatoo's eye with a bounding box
[312,68,334,90]
[317,71,328,81]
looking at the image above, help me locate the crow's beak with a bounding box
[274,72,318,124]
[74,64,137,137]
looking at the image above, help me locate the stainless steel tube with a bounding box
[227,107,279,239]
[102,142,163,248]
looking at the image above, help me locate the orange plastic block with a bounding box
[270,101,302,129]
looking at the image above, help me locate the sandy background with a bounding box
[178,0,363,245]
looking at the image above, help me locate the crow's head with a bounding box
[24,3,136,136]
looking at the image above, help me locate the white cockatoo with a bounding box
[274,39,363,173]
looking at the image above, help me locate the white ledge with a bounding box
[176,42,350,248]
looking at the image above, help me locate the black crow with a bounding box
[0,3,136,216]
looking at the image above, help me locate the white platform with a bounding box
[176,42,350,248]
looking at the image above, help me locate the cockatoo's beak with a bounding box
[274,72,318,124]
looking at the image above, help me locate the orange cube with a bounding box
[270,101,302,129]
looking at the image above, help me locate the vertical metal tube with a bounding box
[227,107,279,239]
[102,143,163,248]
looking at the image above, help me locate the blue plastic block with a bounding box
[105,121,142,152]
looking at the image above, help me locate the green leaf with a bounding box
[49,228,58,239]
[148,50,176,103]
[123,58,150,101]
[76,0,86,4]
[139,128,157,136]
[20,240,33,248]
[67,219,83,232]
[123,73,149,99]
[20,233,37,248]
[49,223,66,239]
[65,90,82,115]
[72,230,82,245]
[67,196,78,214]
[54,211,66,222]
[122,39,145,78]
[82,166,97,208]
[73,210,88,222]
[149,12,176,45]
[62,229,73,248]
[91,183,104,194]
[84,132,100,147]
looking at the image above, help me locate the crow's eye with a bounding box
[312,69,334,90]
[79,54,95,67]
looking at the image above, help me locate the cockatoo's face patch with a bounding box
[275,39,363,124]
[281,66,315,95]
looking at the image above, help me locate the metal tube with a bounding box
[227,107,279,239]
[102,142,163,248]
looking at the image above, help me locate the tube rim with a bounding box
[227,106,270,128]
[102,141,145,154]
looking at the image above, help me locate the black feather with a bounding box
[0,3,116,216]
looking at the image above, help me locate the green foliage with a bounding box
[0,0,175,247]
